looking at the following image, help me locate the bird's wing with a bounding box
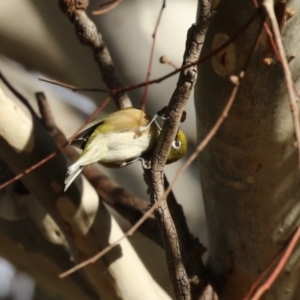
[71,119,104,149]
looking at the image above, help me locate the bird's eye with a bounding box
[172,139,181,150]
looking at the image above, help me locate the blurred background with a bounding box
[0,0,207,298]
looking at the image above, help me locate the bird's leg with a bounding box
[119,156,151,169]
[156,106,169,121]
[138,106,171,133]
[138,114,159,133]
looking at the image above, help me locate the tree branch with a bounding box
[146,1,212,299]
[58,0,131,108]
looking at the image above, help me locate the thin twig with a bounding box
[141,0,166,111]
[262,0,300,168]
[166,72,242,199]
[59,230,129,278]
[97,0,117,8]
[251,226,300,300]
[113,9,259,96]
[251,0,281,61]
[92,0,122,15]
[243,250,282,300]
[38,77,110,93]
[160,55,179,70]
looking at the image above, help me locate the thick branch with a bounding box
[146,1,213,299]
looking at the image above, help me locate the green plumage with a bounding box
[64,108,187,191]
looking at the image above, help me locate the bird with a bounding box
[64,107,187,191]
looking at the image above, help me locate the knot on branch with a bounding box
[184,68,197,84]
[59,0,88,18]
[74,11,100,47]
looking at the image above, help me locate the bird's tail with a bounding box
[64,146,101,191]
[64,164,84,191]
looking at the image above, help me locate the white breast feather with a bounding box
[85,131,151,164]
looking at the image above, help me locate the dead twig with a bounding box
[141,0,166,110]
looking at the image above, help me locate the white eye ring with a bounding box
[172,139,181,150]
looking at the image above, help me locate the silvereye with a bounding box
[64,108,187,191]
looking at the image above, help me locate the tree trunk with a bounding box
[195,0,300,298]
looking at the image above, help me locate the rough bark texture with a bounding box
[195,0,300,299]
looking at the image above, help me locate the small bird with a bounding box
[64,108,187,191]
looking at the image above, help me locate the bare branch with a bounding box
[58,0,131,108]
[141,0,166,110]
[145,1,213,299]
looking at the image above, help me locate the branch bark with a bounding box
[146,1,213,299]
[58,0,131,109]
